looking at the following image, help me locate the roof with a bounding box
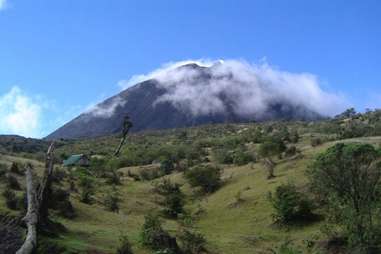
[63,154,86,166]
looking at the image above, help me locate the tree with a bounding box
[185,165,222,194]
[308,143,381,252]
[259,136,286,178]
[154,179,185,218]
[114,115,133,157]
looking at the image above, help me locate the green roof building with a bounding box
[63,154,90,167]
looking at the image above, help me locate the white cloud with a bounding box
[118,59,220,89]
[85,96,126,118]
[0,86,42,137]
[119,59,348,117]
[0,0,7,10]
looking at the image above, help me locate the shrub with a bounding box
[268,183,314,225]
[310,137,323,147]
[178,228,206,254]
[140,214,180,253]
[116,234,133,254]
[185,165,221,194]
[232,148,255,165]
[6,175,21,190]
[105,170,122,185]
[139,167,161,181]
[213,148,234,164]
[284,146,297,157]
[0,163,7,178]
[10,162,22,175]
[160,158,175,175]
[78,175,95,204]
[2,189,18,210]
[259,136,286,159]
[49,187,75,218]
[104,187,120,212]
[309,143,381,251]
[154,179,185,218]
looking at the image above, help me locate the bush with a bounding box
[104,187,120,212]
[2,189,18,210]
[269,183,314,225]
[139,167,161,181]
[0,163,7,178]
[78,175,95,204]
[185,165,221,194]
[140,214,180,253]
[178,228,206,254]
[310,137,323,147]
[309,143,381,250]
[6,175,21,190]
[154,179,185,218]
[49,187,75,218]
[105,170,122,185]
[10,162,22,175]
[284,146,297,157]
[259,136,286,159]
[116,234,133,254]
[232,148,255,165]
[160,158,175,175]
[213,148,234,164]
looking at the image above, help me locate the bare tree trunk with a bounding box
[16,165,38,254]
[114,135,127,157]
[114,116,132,157]
[264,158,276,179]
[16,142,55,254]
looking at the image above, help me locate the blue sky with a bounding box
[0,0,380,138]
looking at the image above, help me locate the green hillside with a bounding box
[1,109,381,254]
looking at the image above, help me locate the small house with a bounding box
[63,154,90,167]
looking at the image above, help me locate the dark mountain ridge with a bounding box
[46,63,322,140]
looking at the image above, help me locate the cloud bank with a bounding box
[120,59,348,117]
[0,86,42,137]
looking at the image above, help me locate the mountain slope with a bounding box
[46,63,322,140]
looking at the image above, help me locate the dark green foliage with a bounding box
[9,162,22,175]
[49,187,76,218]
[310,137,323,147]
[6,175,21,190]
[289,130,300,144]
[309,143,381,251]
[105,169,122,185]
[116,234,133,254]
[78,175,95,204]
[104,186,120,212]
[160,158,175,175]
[269,183,314,225]
[0,163,7,178]
[213,148,234,164]
[154,179,185,218]
[232,147,255,165]
[259,136,286,159]
[178,228,206,254]
[185,165,222,193]
[284,146,297,157]
[2,189,18,210]
[140,214,180,253]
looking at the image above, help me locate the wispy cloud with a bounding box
[0,0,7,10]
[118,59,219,89]
[0,86,42,137]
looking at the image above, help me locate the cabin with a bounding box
[63,154,90,167]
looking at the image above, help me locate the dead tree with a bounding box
[263,158,276,179]
[16,142,55,254]
[114,115,133,157]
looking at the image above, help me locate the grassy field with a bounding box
[1,126,381,254]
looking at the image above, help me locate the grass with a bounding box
[1,134,381,253]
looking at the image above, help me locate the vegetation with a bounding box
[309,143,381,252]
[1,109,381,253]
[185,165,222,193]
